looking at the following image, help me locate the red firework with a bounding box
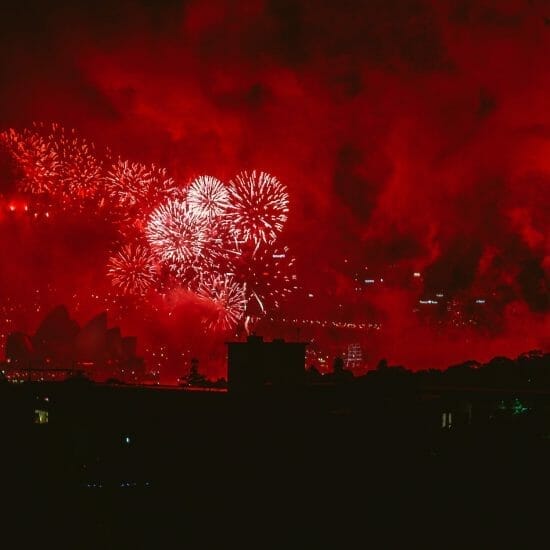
[226,170,289,250]
[41,123,103,200]
[0,123,104,203]
[0,127,59,194]
[106,159,176,210]
[145,198,209,268]
[197,274,247,331]
[107,243,157,295]
[229,245,298,314]
[0,120,295,330]
[187,175,230,220]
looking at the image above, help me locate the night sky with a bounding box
[0,0,548,379]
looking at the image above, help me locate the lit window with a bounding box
[34,409,49,424]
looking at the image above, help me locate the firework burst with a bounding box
[0,119,296,339]
[145,198,209,268]
[187,175,230,220]
[106,159,176,210]
[107,243,157,295]
[0,127,59,194]
[226,170,289,251]
[197,274,247,331]
[41,123,103,200]
[230,245,297,314]
[0,123,105,203]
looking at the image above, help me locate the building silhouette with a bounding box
[345,343,363,371]
[226,334,307,392]
[4,305,145,383]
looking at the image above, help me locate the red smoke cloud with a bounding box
[0,0,548,376]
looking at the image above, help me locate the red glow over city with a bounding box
[0,0,548,382]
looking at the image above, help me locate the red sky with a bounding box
[0,0,548,376]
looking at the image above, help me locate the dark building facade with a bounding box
[226,335,307,392]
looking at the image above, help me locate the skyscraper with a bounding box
[345,343,363,371]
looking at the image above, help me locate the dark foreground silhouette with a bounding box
[1,350,550,548]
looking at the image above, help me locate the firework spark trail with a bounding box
[41,123,104,200]
[145,198,210,269]
[226,170,289,252]
[0,127,60,194]
[0,121,296,330]
[197,273,247,331]
[187,175,230,220]
[0,123,106,205]
[107,243,157,295]
[229,245,297,313]
[106,159,176,210]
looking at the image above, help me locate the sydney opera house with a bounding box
[3,305,145,383]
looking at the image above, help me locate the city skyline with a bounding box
[0,0,548,379]
[0,3,549,545]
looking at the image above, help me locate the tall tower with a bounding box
[345,343,363,371]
